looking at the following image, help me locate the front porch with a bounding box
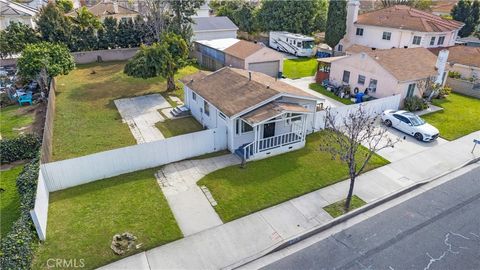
[234,102,311,161]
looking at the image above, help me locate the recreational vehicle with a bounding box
[269,31,316,57]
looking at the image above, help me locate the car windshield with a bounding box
[303,40,315,49]
[406,114,426,126]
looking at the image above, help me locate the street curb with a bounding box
[228,156,480,270]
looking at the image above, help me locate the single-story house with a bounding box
[193,38,284,77]
[192,16,238,41]
[318,47,449,101]
[69,1,138,21]
[180,67,324,161]
[0,0,38,30]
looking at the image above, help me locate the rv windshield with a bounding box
[303,40,315,49]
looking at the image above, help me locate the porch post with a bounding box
[302,115,307,141]
[254,125,258,153]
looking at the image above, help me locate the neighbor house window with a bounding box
[382,32,391,40]
[338,44,343,52]
[192,92,197,101]
[358,75,366,85]
[437,36,445,45]
[430,37,436,46]
[412,36,422,45]
[356,28,364,36]
[204,100,210,116]
[407,83,415,97]
[342,70,350,83]
[369,79,378,92]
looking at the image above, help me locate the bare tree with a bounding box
[416,76,440,101]
[320,106,399,211]
[142,0,170,42]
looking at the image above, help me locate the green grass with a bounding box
[309,83,354,105]
[33,168,182,270]
[0,105,35,139]
[323,195,366,218]
[197,131,389,222]
[283,58,318,79]
[422,93,480,140]
[0,166,23,238]
[52,61,199,161]
[155,116,204,138]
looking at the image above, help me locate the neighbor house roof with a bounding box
[0,0,38,16]
[223,40,265,59]
[356,5,464,32]
[365,47,438,82]
[430,46,480,68]
[192,16,239,32]
[81,1,138,17]
[242,102,311,125]
[180,67,319,117]
[345,44,375,54]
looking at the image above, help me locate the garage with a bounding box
[248,61,280,78]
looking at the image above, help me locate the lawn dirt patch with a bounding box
[323,195,366,218]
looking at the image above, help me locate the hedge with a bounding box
[0,156,40,269]
[0,134,41,164]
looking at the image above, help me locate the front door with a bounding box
[263,123,275,138]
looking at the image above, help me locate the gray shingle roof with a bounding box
[192,16,239,32]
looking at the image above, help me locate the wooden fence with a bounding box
[40,79,56,164]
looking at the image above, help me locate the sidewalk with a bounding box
[99,131,480,270]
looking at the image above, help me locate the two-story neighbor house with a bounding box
[337,1,464,53]
[180,67,324,161]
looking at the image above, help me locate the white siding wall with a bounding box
[193,30,237,41]
[30,171,49,241]
[185,86,219,129]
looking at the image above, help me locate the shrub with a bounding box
[404,96,428,112]
[0,157,40,270]
[448,71,461,79]
[0,134,41,164]
[437,86,452,99]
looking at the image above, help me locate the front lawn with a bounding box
[323,195,366,218]
[33,168,182,270]
[52,61,199,161]
[197,131,389,222]
[0,165,23,238]
[0,105,35,139]
[309,83,354,105]
[283,58,317,79]
[422,93,480,140]
[155,116,204,138]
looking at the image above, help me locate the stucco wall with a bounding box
[450,63,480,79]
[447,77,480,98]
[225,55,245,69]
[72,48,139,64]
[0,15,35,30]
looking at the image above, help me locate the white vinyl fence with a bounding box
[314,95,401,130]
[41,127,227,192]
[30,171,49,241]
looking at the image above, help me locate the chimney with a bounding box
[435,49,449,85]
[248,71,251,81]
[345,0,360,44]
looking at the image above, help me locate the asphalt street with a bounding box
[262,164,480,270]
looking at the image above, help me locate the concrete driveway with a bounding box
[114,94,172,144]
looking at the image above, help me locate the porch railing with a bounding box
[243,131,303,161]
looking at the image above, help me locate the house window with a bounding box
[356,28,364,36]
[382,32,391,40]
[406,83,415,98]
[342,70,350,84]
[236,119,253,134]
[204,100,210,116]
[192,92,197,101]
[218,112,226,120]
[437,36,445,45]
[430,36,436,46]
[358,75,366,85]
[338,44,343,52]
[369,79,378,92]
[412,36,422,45]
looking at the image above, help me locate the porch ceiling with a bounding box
[241,102,310,126]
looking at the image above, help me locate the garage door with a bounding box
[248,61,279,78]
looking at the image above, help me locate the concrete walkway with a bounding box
[155,154,241,236]
[99,131,480,270]
[114,94,171,144]
[281,76,346,108]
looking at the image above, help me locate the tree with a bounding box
[0,22,39,58]
[210,0,258,33]
[97,17,118,49]
[117,18,136,48]
[141,0,170,42]
[56,0,74,13]
[325,0,347,54]
[256,0,326,35]
[69,7,101,51]
[17,42,75,95]
[36,2,72,45]
[168,0,205,41]
[320,107,399,211]
[124,33,189,91]
[70,6,101,30]
[451,0,480,37]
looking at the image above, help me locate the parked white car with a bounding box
[381,110,439,142]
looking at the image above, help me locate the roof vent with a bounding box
[266,85,270,89]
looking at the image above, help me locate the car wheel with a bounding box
[384,119,392,127]
[414,133,423,141]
